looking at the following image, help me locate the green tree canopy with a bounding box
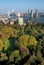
[18,34,30,47]
[28,36,37,46]
[18,35,37,47]
[2,38,10,51]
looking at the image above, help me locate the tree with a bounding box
[27,36,37,54]
[0,39,3,51]
[9,50,21,63]
[20,46,29,59]
[28,36,37,46]
[18,34,30,47]
[41,60,44,65]
[19,26,25,36]
[1,26,14,39]
[2,38,10,51]
[14,29,20,37]
[0,53,8,61]
[29,55,36,64]
[35,50,43,65]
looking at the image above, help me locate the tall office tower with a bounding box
[28,9,30,19]
[12,9,14,13]
[8,10,10,18]
[30,10,33,18]
[35,9,38,18]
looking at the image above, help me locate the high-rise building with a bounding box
[12,9,14,13]
[30,10,33,18]
[28,9,30,19]
[8,10,10,17]
[35,9,38,18]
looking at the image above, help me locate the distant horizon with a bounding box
[0,9,44,14]
[0,0,44,14]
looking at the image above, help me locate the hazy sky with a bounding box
[0,0,44,13]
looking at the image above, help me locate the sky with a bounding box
[0,0,44,13]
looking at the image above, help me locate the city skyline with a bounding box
[0,0,44,13]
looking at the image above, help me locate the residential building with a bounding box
[18,17,24,25]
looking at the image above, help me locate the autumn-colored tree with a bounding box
[18,34,30,47]
[20,46,29,59]
[28,36,37,46]
[41,60,44,65]
[0,53,8,61]
[18,35,37,47]
[9,50,21,63]
[2,38,10,51]
[0,39,3,51]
